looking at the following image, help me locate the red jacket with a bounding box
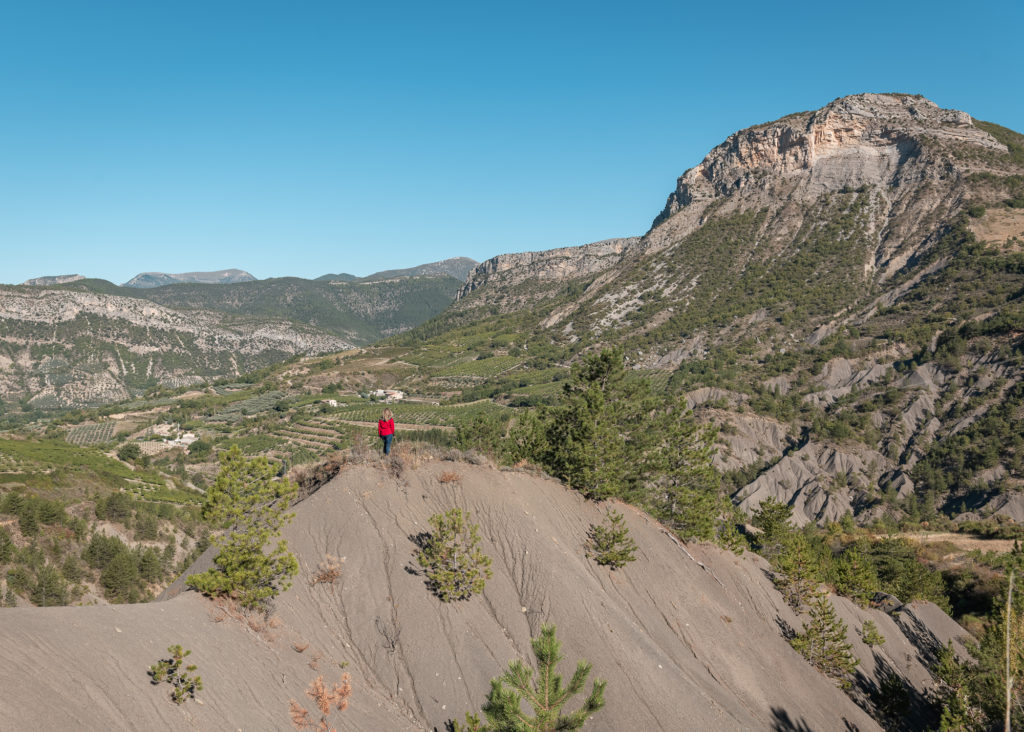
[378,418,395,437]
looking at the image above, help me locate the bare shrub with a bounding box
[310,555,346,586]
[438,471,461,484]
[385,450,407,479]
[375,614,401,654]
[290,453,347,498]
[209,597,280,641]
[349,433,374,462]
[289,674,352,730]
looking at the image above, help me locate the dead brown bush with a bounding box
[289,673,352,731]
[438,471,461,484]
[310,555,345,586]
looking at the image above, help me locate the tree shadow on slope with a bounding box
[852,651,935,731]
[893,609,943,670]
[771,706,862,731]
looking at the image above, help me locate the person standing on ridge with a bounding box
[378,408,395,455]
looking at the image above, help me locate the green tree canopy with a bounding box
[186,446,298,609]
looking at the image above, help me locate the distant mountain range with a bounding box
[0,257,475,409]
[19,258,479,290]
[122,269,257,288]
[316,256,478,283]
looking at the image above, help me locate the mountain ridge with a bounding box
[400,92,1024,526]
[122,268,256,288]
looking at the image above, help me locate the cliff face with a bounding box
[457,237,639,300]
[644,93,1006,278]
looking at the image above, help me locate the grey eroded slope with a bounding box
[0,461,968,730]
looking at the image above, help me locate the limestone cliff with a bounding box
[458,237,638,300]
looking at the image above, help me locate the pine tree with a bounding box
[789,592,859,688]
[30,564,68,606]
[539,348,733,549]
[186,446,299,609]
[545,348,643,501]
[0,526,14,563]
[148,645,202,704]
[751,498,794,560]
[101,551,139,603]
[773,532,820,609]
[460,625,606,731]
[932,641,983,731]
[859,619,885,647]
[586,509,637,569]
[416,508,492,602]
[832,546,880,607]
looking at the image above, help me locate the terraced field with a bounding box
[433,355,523,378]
[66,422,117,446]
[207,391,286,423]
[330,400,509,427]
[273,420,342,450]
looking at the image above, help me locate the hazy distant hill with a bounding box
[20,274,85,286]
[0,284,352,409]
[119,275,463,343]
[0,265,464,409]
[317,256,478,284]
[122,269,256,288]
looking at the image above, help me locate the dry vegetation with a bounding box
[309,555,345,586]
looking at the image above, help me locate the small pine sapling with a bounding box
[454,624,606,731]
[586,508,637,569]
[148,645,202,704]
[416,508,492,602]
[789,592,859,688]
[289,674,352,731]
[860,619,885,647]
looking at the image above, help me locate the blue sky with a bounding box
[1,0,1022,285]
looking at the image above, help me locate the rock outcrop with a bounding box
[458,237,639,300]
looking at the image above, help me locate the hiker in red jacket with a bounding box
[378,408,395,455]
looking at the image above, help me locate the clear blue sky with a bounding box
[1,0,1022,285]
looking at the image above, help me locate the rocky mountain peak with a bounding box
[644,93,1008,278]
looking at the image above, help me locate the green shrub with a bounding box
[416,508,492,602]
[148,645,202,704]
[117,442,142,462]
[586,509,637,569]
